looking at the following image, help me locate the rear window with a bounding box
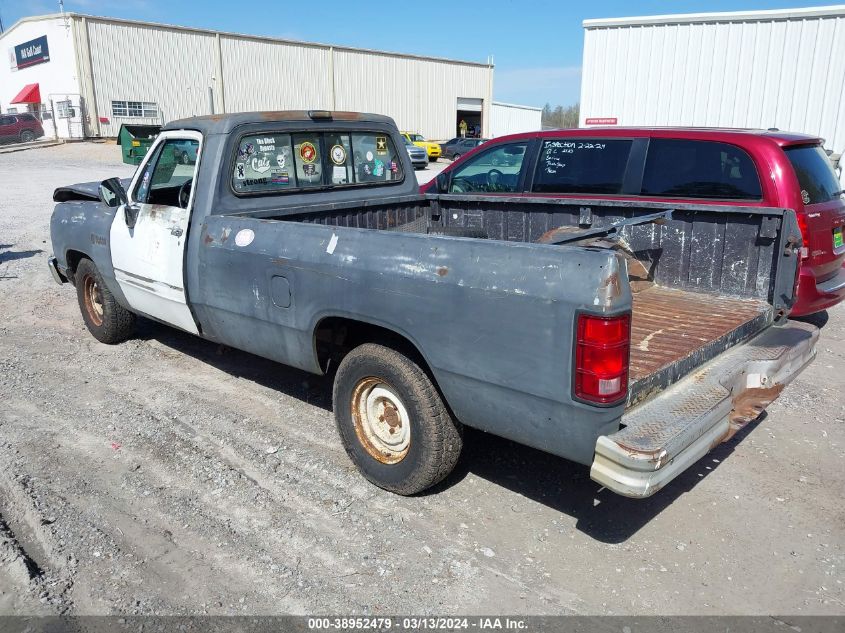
[641,139,762,200]
[232,131,403,195]
[532,139,632,194]
[785,145,842,205]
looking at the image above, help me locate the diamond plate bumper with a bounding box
[590,320,818,498]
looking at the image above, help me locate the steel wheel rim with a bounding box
[351,377,411,464]
[83,275,104,326]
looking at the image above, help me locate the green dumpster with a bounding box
[117,124,161,165]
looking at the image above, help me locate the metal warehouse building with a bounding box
[580,5,845,152]
[0,12,496,141]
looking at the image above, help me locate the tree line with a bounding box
[541,103,580,129]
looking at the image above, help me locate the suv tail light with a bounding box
[796,211,810,259]
[574,313,630,405]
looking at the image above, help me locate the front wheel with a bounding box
[452,153,461,161]
[333,343,463,495]
[20,130,36,143]
[75,258,136,344]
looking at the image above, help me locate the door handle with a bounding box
[170,227,184,237]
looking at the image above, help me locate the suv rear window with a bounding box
[532,139,632,194]
[785,145,842,205]
[641,139,762,200]
[233,132,403,195]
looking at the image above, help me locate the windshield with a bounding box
[409,134,425,142]
[403,137,415,147]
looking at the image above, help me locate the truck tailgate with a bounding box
[592,319,817,497]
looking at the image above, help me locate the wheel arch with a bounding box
[313,314,437,382]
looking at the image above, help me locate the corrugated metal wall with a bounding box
[490,102,542,137]
[85,19,218,137]
[220,37,332,112]
[76,16,493,140]
[332,50,491,139]
[580,10,845,151]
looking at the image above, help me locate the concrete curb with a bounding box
[0,140,65,155]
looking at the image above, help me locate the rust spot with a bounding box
[537,225,583,244]
[271,257,289,266]
[436,266,449,277]
[725,383,785,440]
[203,233,214,245]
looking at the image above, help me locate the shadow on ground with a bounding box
[0,245,43,264]
[143,317,763,544]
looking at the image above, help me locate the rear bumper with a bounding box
[791,262,845,316]
[590,320,818,498]
[47,256,68,285]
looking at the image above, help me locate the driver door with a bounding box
[109,130,201,334]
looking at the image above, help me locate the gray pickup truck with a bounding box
[49,110,817,498]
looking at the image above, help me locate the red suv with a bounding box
[422,128,845,316]
[0,112,45,144]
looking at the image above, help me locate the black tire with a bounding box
[333,343,463,495]
[452,153,461,161]
[75,258,136,344]
[20,130,35,143]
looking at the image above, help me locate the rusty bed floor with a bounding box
[628,286,773,404]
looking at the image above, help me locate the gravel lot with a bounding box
[0,142,843,616]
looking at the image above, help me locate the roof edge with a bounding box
[492,101,543,111]
[583,4,845,28]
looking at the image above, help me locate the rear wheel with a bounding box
[333,343,463,495]
[75,258,136,344]
[20,130,35,143]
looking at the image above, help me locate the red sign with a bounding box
[99,116,110,124]
[585,117,618,125]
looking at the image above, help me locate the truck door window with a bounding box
[532,139,632,194]
[641,139,762,200]
[351,133,403,183]
[135,139,198,206]
[233,134,296,193]
[449,142,527,193]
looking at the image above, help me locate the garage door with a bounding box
[457,97,483,112]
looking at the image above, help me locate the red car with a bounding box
[0,112,45,144]
[422,127,845,316]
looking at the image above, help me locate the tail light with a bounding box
[574,313,630,405]
[796,211,810,259]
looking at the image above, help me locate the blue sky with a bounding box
[0,1,832,106]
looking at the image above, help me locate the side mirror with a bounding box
[436,172,450,194]
[98,177,128,208]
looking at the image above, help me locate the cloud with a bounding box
[494,66,582,108]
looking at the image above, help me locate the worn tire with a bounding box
[333,343,463,495]
[75,258,136,344]
[20,130,35,143]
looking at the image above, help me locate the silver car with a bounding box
[404,137,427,170]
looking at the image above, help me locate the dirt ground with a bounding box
[0,142,843,616]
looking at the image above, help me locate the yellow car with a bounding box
[401,132,441,161]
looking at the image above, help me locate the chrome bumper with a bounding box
[48,256,68,285]
[591,320,818,498]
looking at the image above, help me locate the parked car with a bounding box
[422,127,845,316]
[403,136,428,170]
[0,112,45,144]
[48,111,815,499]
[171,139,198,165]
[442,137,487,160]
[401,131,441,161]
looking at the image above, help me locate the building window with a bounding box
[111,100,158,118]
[6,107,18,114]
[57,100,73,118]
